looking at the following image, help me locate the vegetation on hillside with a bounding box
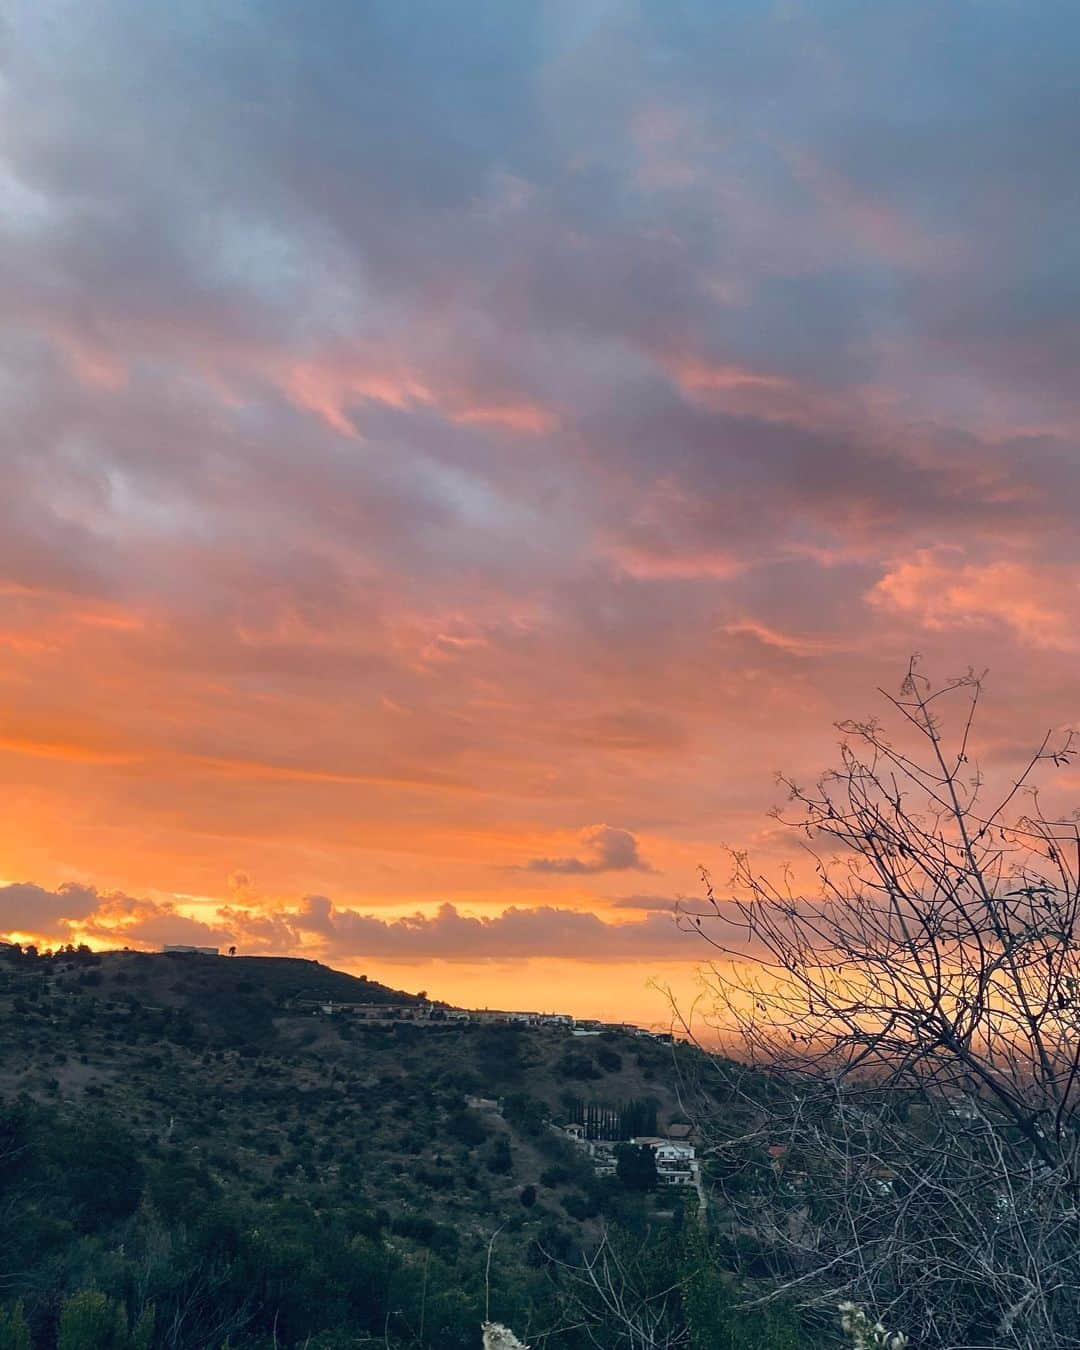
[0,945,810,1348]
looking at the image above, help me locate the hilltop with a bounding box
[47,946,430,1024]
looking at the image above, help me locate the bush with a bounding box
[447,1109,489,1147]
[502,1093,548,1134]
[0,1303,31,1350]
[683,1256,803,1350]
[556,1052,600,1081]
[56,1290,152,1350]
[52,1114,144,1229]
[484,1137,513,1174]
[596,1046,622,1073]
[562,1191,599,1220]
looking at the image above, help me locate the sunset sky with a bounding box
[2,1,1080,1024]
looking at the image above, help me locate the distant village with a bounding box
[161,944,677,1043]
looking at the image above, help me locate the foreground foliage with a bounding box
[0,1093,819,1349]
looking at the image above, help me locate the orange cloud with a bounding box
[0,733,138,766]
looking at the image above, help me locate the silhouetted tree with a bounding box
[615,1143,657,1192]
[685,662,1080,1348]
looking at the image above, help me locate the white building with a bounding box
[633,1136,698,1187]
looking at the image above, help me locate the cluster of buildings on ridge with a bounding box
[159,945,675,1041]
[293,997,675,1042]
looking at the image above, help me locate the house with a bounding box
[633,1136,698,1186]
[559,1123,697,1186]
[466,1096,503,1114]
[290,999,429,1020]
[463,1006,574,1026]
[666,1123,693,1142]
[560,1122,610,1169]
[767,1144,789,1170]
[869,1167,897,1197]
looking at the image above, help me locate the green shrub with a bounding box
[484,1137,513,1174]
[57,1291,128,1350]
[0,1303,31,1350]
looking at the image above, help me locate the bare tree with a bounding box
[541,1229,689,1350]
[681,661,1080,1348]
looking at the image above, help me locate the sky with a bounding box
[2,0,1080,1024]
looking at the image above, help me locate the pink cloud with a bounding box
[448,400,557,434]
[868,548,1079,650]
[280,355,432,434]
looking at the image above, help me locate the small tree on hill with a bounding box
[615,1142,657,1192]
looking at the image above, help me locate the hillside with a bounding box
[1,947,708,1197]
[0,944,780,1349]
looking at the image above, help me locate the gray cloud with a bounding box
[0,882,232,952]
[0,882,100,934]
[0,879,699,964]
[288,899,689,962]
[610,895,678,913]
[524,825,653,875]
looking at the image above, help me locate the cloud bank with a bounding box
[0,881,692,964]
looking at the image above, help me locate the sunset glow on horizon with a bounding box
[3,1,1080,1025]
